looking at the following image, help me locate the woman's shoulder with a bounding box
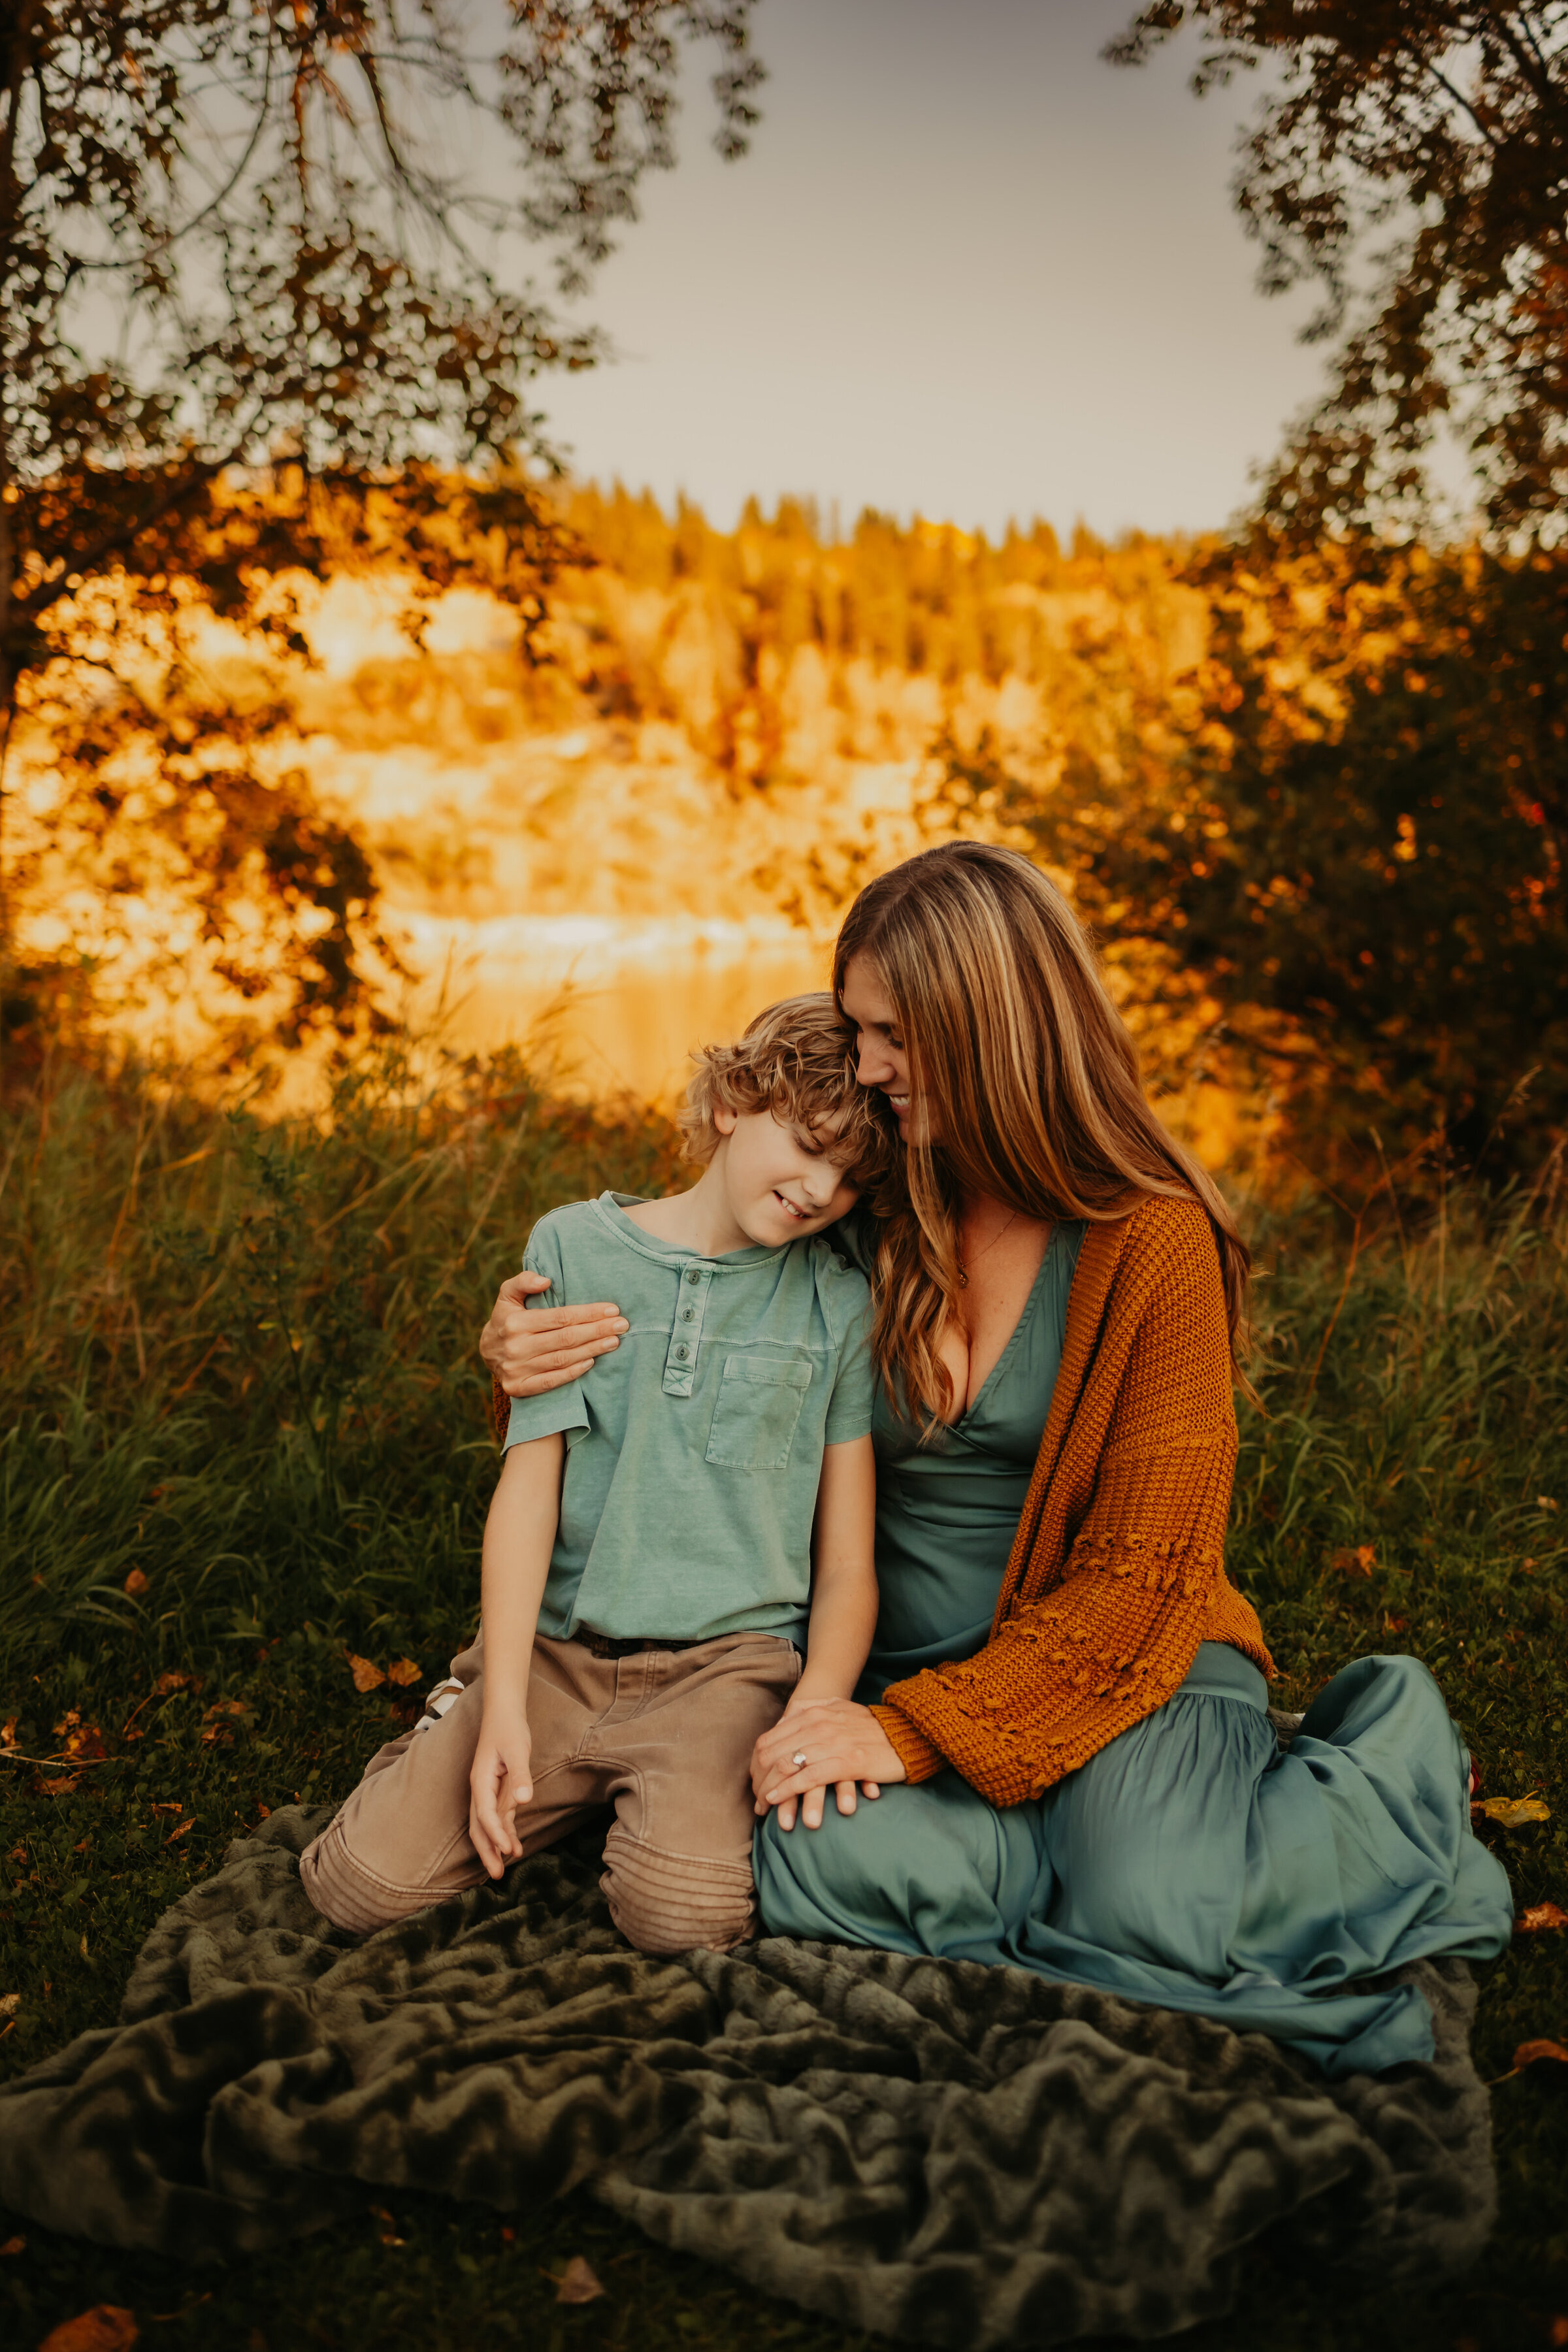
[1075,1192,1224,1303]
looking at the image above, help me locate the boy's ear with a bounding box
[712,1104,738,1138]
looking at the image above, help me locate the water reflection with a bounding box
[395,913,831,1104]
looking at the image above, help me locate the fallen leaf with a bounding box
[154,1671,193,1697]
[149,1801,184,1815]
[0,2234,23,2255]
[386,1658,422,1687]
[1518,1902,1568,1933]
[1550,2319,1568,2350]
[255,1803,271,1820]
[555,2256,606,2306]
[204,1699,250,1719]
[1380,1612,1410,1635]
[0,1993,19,2016]
[38,1774,82,1798]
[38,2308,140,2352]
[1329,1543,1377,1576]
[79,1933,90,1961]
[0,1718,16,1751]
[1473,1795,1552,1829]
[122,1568,150,1598]
[164,1819,195,1844]
[55,1721,107,1763]
[1514,2038,1568,2071]
[346,1653,385,1693]
[1539,1495,1560,1511]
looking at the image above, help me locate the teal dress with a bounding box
[755,1224,1514,2078]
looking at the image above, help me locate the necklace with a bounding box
[956,1206,1019,1289]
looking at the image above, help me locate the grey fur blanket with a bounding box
[0,1806,1494,2348]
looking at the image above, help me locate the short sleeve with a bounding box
[500,1216,592,1452]
[823,1271,875,1445]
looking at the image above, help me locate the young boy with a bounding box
[300,994,890,1953]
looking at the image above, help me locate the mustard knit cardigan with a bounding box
[869,1195,1274,1806]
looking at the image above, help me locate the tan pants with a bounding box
[299,1627,800,1953]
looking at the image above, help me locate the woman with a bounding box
[482,843,1512,2078]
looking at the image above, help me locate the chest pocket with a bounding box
[706,1353,813,1471]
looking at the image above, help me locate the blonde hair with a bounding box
[679,992,896,1188]
[833,843,1250,1424]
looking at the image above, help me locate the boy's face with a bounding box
[710,1103,862,1247]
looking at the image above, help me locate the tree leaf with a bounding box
[1514,2038,1568,2071]
[1517,1902,1568,1933]
[1330,1544,1377,1576]
[555,2256,606,2305]
[1474,1795,1551,1829]
[347,1654,385,1693]
[39,2308,140,2352]
[123,1568,150,1597]
[386,1658,423,1687]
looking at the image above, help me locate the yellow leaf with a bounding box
[0,1718,15,1751]
[164,1819,194,1844]
[555,2256,606,2306]
[1517,1902,1568,1933]
[386,1658,422,1687]
[123,1569,150,1597]
[1514,2037,1568,2070]
[1473,1795,1552,1829]
[346,1653,385,1693]
[1329,1543,1377,1576]
[39,2309,140,2352]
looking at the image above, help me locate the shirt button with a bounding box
[674,1344,689,1360]
[687,1269,701,1285]
[681,1307,694,1321]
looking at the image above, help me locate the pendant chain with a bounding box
[956,1206,1020,1290]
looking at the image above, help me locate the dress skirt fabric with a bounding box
[755,1642,1514,2078]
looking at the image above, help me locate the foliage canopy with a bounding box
[1111,4,1568,542]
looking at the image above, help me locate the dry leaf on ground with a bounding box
[38,1774,82,1798]
[1518,1902,1568,1933]
[0,2234,24,2255]
[1514,2038,1568,2071]
[52,1716,107,1762]
[164,1820,194,1844]
[1,1719,17,1751]
[0,1995,19,2017]
[1474,1795,1552,1829]
[386,1659,423,1687]
[346,1654,385,1693]
[122,1569,149,1597]
[39,2308,140,2352]
[154,1671,197,1697]
[555,2256,606,2305]
[1330,1544,1377,1576]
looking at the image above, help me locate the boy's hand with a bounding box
[481,1271,627,1397]
[752,1697,906,1833]
[468,1705,534,1879]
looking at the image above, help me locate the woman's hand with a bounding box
[751,1698,907,1831]
[481,1271,627,1397]
[468,1704,534,1879]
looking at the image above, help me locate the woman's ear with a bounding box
[712,1104,738,1138]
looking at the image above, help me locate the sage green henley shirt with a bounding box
[502,1192,875,1646]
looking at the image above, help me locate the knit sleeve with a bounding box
[874,1212,1242,1807]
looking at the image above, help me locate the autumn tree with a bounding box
[1,1,762,1051]
[1109,3,1568,543]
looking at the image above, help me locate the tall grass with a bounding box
[1,1050,1565,2351]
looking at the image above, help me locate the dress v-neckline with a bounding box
[944,1227,1061,1431]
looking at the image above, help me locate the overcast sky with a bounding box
[533,0,1328,540]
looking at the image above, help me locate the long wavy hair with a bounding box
[833,842,1251,1425]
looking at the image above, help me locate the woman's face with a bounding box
[841,955,935,1145]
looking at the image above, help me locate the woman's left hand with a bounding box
[752,1698,907,1831]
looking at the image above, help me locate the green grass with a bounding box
[1,1050,1565,2351]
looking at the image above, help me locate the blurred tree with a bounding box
[1004,543,1568,1166]
[1110,4,1568,543]
[1,0,763,1049]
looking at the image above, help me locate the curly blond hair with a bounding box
[679,992,895,1187]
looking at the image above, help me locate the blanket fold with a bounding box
[0,1806,1496,2348]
